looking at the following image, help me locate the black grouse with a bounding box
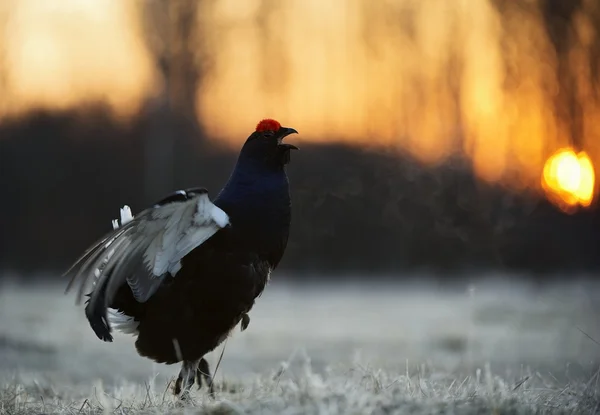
[64,118,298,397]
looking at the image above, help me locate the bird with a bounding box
[63,118,298,397]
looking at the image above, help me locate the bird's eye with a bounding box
[263,131,274,138]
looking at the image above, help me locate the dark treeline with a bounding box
[1,107,599,280]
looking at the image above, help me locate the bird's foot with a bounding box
[174,360,197,399]
[174,358,215,399]
[240,313,250,331]
[196,357,215,398]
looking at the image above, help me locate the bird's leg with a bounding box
[240,313,250,331]
[174,359,198,398]
[195,357,215,396]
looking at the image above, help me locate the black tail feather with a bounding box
[84,288,113,342]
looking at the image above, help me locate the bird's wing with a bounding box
[64,189,230,310]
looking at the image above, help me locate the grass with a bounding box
[1,276,599,414]
[2,357,599,414]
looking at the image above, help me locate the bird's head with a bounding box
[239,119,299,168]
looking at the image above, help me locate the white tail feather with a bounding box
[120,205,133,225]
[113,205,134,230]
[107,308,139,335]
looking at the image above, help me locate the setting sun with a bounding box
[542,148,596,211]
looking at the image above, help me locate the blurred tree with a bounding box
[138,0,205,202]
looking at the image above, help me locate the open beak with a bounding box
[277,127,299,150]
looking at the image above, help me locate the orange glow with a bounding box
[0,0,158,120]
[542,149,596,211]
[194,0,600,195]
[1,0,600,206]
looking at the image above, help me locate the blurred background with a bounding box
[0,1,600,398]
[0,0,599,278]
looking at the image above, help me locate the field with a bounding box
[0,274,599,414]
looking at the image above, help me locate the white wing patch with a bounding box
[210,204,230,228]
[65,191,230,307]
[143,193,226,277]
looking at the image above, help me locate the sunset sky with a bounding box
[0,0,598,206]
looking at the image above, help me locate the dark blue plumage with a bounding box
[64,119,298,397]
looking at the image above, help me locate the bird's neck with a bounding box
[213,157,292,268]
[214,158,291,222]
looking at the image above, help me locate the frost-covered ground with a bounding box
[0,274,599,414]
